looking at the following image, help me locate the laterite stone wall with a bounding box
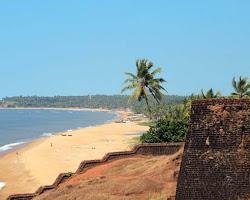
[176,99,250,200]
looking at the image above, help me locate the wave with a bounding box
[67,129,73,132]
[0,142,25,152]
[0,182,5,190]
[41,132,53,137]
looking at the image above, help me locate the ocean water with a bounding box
[0,109,116,153]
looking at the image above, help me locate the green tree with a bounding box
[140,104,189,143]
[121,59,166,117]
[201,88,221,99]
[231,76,250,98]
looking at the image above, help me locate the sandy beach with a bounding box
[0,111,148,199]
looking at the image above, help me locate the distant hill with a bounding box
[0,95,185,110]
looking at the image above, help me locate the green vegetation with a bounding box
[122,59,166,117]
[140,117,188,143]
[140,103,189,143]
[0,95,184,110]
[137,121,156,127]
[1,95,130,109]
[131,95,185,118]
[201,88,221,99]
[231,76,250,98]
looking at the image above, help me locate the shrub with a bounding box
[140,117,188,143]
[139,97,194,143]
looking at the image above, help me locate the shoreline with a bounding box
[0,108,120,156]
[0,106,118,113]
[0,110,148,199]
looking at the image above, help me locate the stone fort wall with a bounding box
[176,99,250,200]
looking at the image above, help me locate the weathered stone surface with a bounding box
[176,99,250,200]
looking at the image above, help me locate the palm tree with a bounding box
[122,59,166,116]
[231,76,250,98]
[201,88,221,99]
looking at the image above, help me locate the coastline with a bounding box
[0,110,149,199]
[0,107,114,113]
[0,107,119,155]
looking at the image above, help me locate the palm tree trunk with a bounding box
[144,96,152,119]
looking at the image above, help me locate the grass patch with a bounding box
[137,121,156,127]
[127,137,141,148]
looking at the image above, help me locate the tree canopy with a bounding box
[122,59,166,115]
[231,76,250,98]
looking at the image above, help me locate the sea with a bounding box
[0,108,117,154]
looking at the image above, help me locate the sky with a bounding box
[0,1,249,98]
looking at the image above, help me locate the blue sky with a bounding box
[0,1,249,98]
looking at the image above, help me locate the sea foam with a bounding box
[41,132,53,137]
[0,142,25,152]
[0,182,5,190]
